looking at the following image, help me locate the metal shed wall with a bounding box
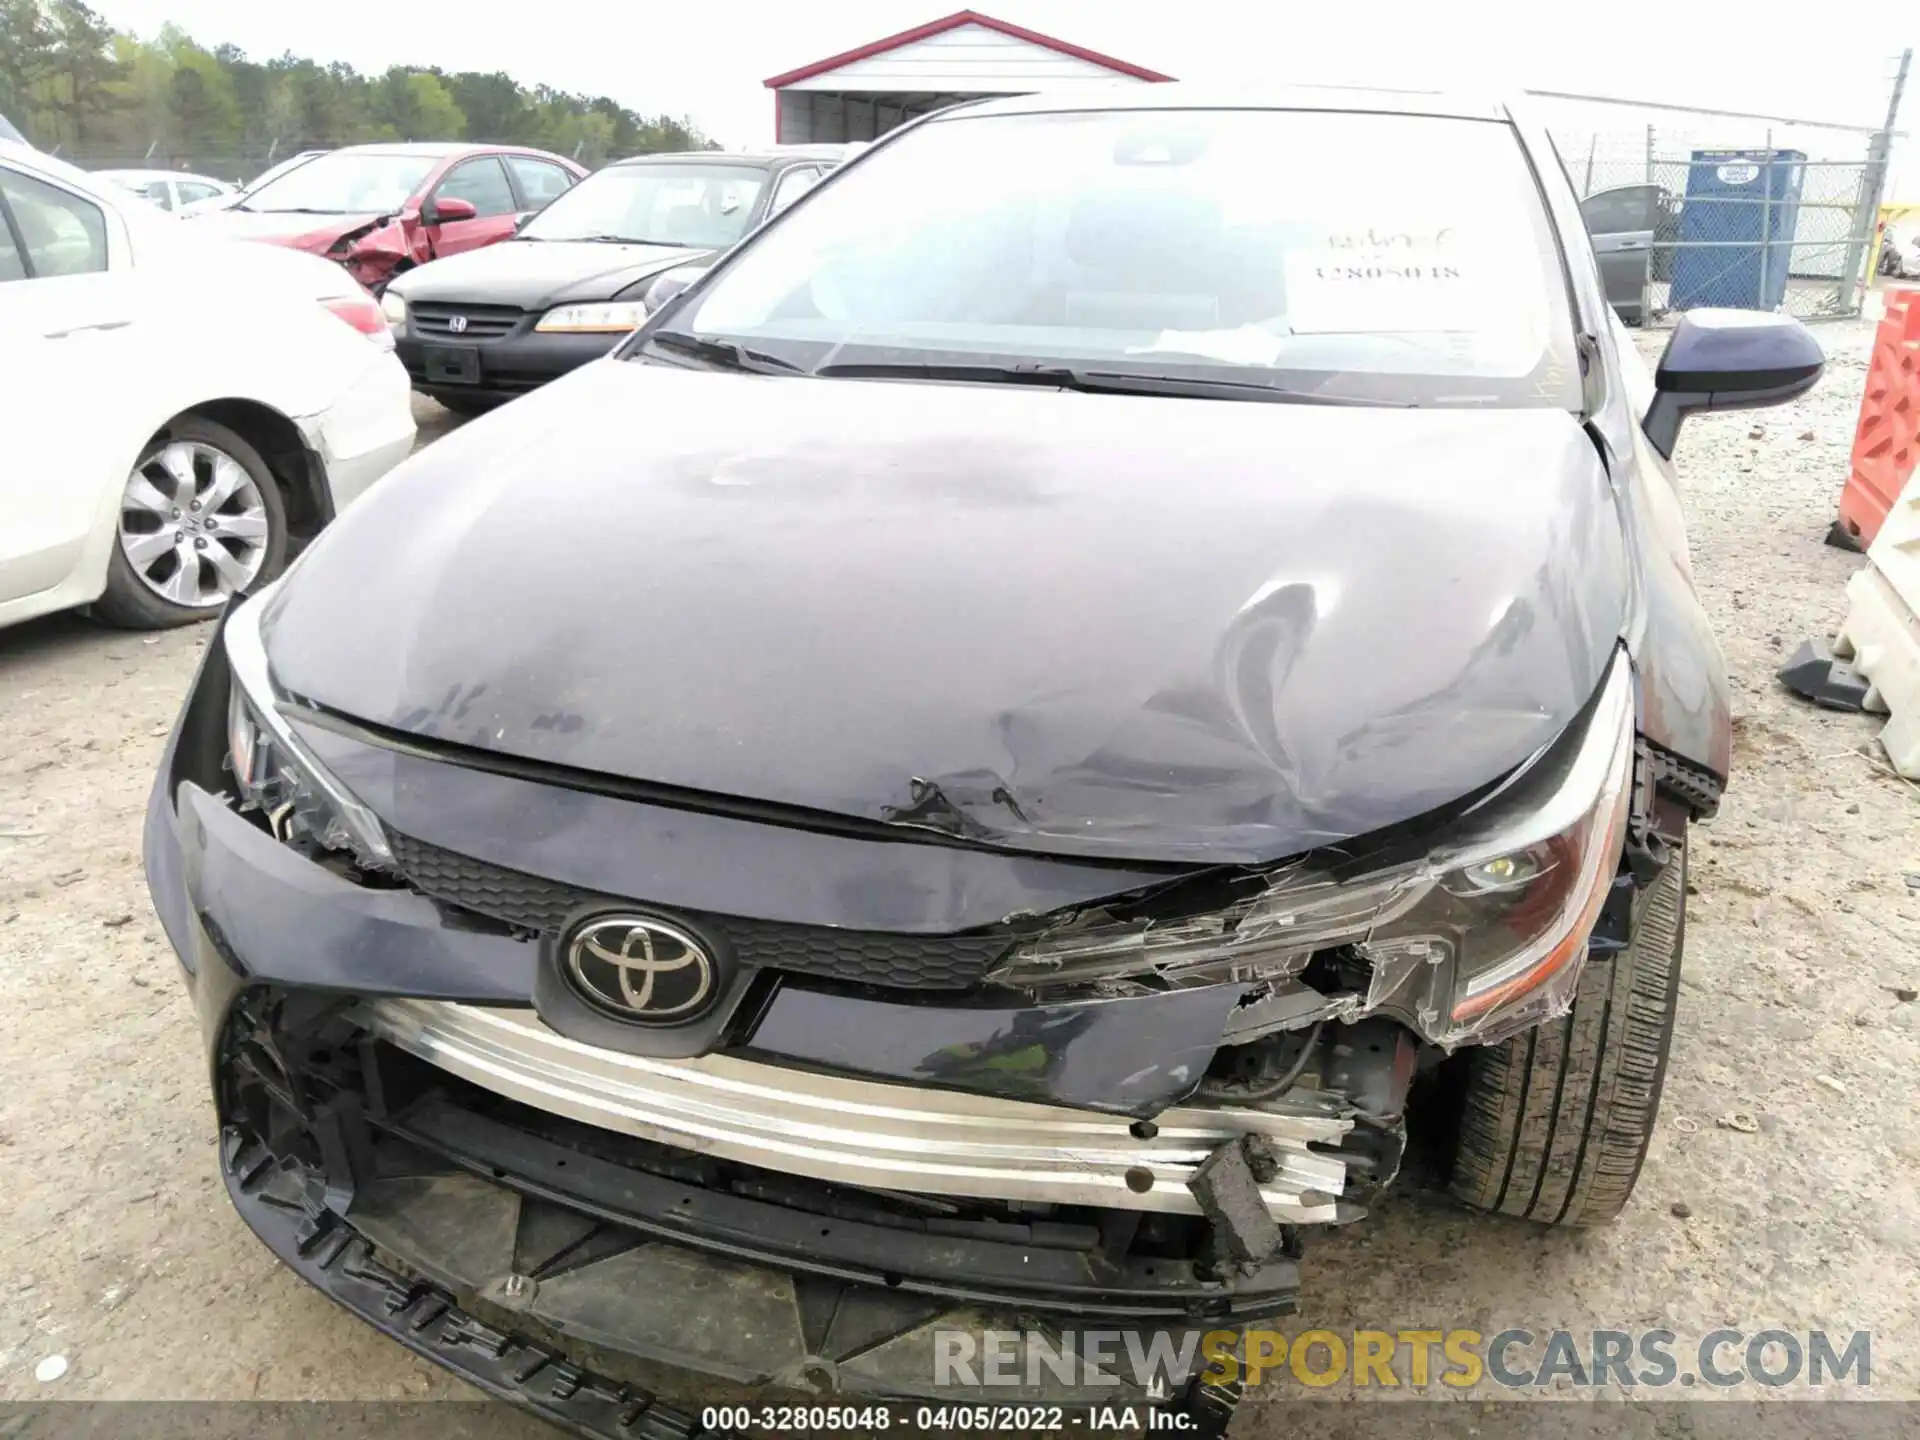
[767,11,1170,144]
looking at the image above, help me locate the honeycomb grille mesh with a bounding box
[388,831,1009,991]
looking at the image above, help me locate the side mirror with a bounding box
[1645,308,1824,459]
[641,262,710,314]
[420,195,478,226]
[513,211,534,233]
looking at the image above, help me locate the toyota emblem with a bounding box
[447,314,469,334]
[562,916,718,1024]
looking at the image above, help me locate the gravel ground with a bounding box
[1,335,1917,1423]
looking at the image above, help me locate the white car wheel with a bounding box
[96,418,288,629]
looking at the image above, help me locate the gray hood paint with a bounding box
[388,238,705,309]
[267,359,1630,865]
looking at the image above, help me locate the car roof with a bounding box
[610,145,853,169]
[6,143,129,198]
[97,168,226,182]
[942,83,1514,124]
[331,141,566,159]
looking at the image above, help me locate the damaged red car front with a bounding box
[182,142,584,292]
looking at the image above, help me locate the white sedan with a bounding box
[0,142,416,631]
[95,168,239,214]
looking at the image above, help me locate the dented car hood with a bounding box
[265,359,1630,864]
[184,207,383,251]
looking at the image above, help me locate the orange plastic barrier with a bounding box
[1838,290,1920,550]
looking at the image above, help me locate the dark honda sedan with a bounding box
[384,146,853,412]
[146,88,1821,1436]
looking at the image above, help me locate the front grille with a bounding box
[409,302,523,340]
[388,831,1011,991]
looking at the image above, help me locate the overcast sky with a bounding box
[93,0,1916,155]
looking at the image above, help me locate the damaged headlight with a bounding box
[224,586,394,872]
[987,651,1636,1035]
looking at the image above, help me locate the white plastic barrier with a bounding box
[1834,467,1920,776]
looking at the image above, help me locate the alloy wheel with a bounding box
[118,441,272,609]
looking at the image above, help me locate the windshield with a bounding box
[244,152,323,195]
[664,109,1580,408]
[522,162,766,246]
[240,151,437,214]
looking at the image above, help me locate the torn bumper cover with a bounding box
[213,986,1306,1419]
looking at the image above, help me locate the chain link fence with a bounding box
[1544,102,1892,324]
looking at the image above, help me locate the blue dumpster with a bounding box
[1669,148,1806,311]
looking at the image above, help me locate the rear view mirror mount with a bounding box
[1644,308,1824,459]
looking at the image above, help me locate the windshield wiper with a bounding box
[810,361,1414,407]
[642,331,802,375]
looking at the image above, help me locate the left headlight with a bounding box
[535,302,647,334]
[379,289,407,329]
[986,651,1637,1041]
[224,587,394,872]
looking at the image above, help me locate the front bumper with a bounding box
[143,623,1385,1421]
[395,328,621,404]
[295,349,417,512]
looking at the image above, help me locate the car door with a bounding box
[0,162,131,605]
[423,155,521,258]
[1579,184,1660,321]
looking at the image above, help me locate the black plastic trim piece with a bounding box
[382,1090,1300,1322]
[1643,737,1725,820]
[222,1127,718,1440]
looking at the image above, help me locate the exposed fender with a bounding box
[1578,319,1732,794]
[1508,102,1732,800]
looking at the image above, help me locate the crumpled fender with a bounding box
[338,216,418,287]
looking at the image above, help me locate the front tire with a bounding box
[94,417,287,630]
[1448,837,1686,1226]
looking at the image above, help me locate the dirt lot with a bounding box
[2,337,1918,1421]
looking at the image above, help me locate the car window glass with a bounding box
[436,157,516,218]
[768,166,821,216]
[244,151,436,214]
[179,181,223,204]
[519,163,768,247]
[1580,187,1657,234]
[0,169,109,277]
[506,156,573,209]
[680,110,1582,409]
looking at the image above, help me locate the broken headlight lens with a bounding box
[986,651,1636,1032]
[224,585,394,872]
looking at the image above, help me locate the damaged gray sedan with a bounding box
[144,86,1822,1434]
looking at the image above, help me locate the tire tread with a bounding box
[1449,839,1687,1226]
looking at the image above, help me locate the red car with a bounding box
[184,142,586,292]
